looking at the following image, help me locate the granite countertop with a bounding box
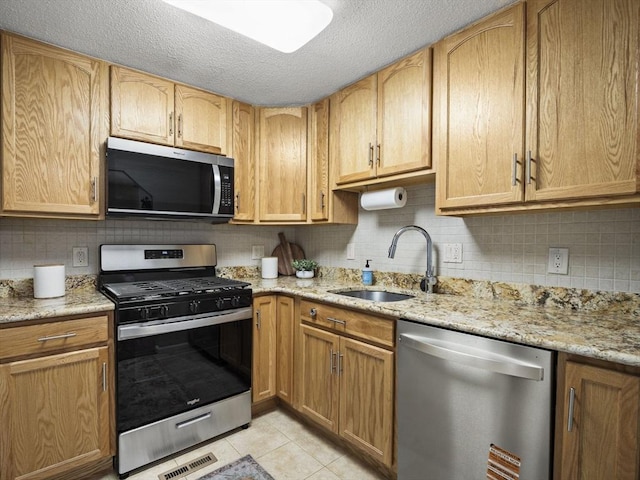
[247,276,640,368]
[0,287,114,324]
[2,272,639,368]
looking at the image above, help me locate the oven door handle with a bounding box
[117,307,253,340]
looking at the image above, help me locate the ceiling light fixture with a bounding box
[162,0,333,53]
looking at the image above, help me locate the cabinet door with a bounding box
[1,35,105,217]
[276,296,295,404]
[434,4,526,210]
[0,347,110,480]
[257,107,308,222]
[231,100,256,221]
[309,99,330,221]
[559,361,640,480]
[110,66,174,145]
[339,337,394,467]
[377,47,432,177]
[299,325,340,433]
[526,0,640,202]
[252,296,277,402]
[175,84,228,154]
[330,75,377,184]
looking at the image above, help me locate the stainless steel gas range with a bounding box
[99,244,253,477]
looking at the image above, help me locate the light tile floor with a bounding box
[99,408,386,480]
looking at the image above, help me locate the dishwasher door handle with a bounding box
[398,333,545,381]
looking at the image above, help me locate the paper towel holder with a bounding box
[360,187,407,211]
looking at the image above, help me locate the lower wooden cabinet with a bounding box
[555,354,640,480]
[298,301,395,467]
[252,295,295,405]
[0,314,113,480]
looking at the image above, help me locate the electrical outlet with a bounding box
[443,243,463,263]
[251,245,265,259]
[72,247,89,267]
[548,247,569,274]
[347,243,355,260]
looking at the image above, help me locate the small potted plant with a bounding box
[292,259,318,278]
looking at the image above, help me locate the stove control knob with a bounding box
[215,298,225,309]
[160,305,169,317]
[189,300,201,313]
[231,296,241,307]
[138,307,150,320]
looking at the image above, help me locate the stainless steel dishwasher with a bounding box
[397,320,555,479]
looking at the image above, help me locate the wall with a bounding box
[297,184,640,294]
[1,183,639,294]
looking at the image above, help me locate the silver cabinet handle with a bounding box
[102,362,107,392]
[368,142,374,166]
[37,332,77,342]
[310,308,317,317]
[91,177,97,203]
[567,387,576,432]
[511,153,518,186]
[398,333,545,381]
[177,113,183,138]
[376,144,381,166]
[338,352,344,375]
[320,191,326,210]
[330,348,336,374]
[235,193,240,212]
[327,317,346,326]
[176,411,211,429]
[169,112,174,136]
[256,309,261,330]
[526,150,533,185]
[302,193,306,215]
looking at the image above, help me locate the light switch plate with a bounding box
[251,245,264,259]
[347,243,355,260]
[443,243,463,263]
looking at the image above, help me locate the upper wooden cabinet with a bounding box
[330,47,433,188]
[110,66,229,154]
[308,99,359,224]
[1,34,106,218]
[435,0,640,214]
[231,100,256,222]
[257,107,308,222]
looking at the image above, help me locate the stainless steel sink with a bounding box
[335,290,414,302]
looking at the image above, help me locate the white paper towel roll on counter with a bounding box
[33,264,66,298]
[360,187,407,210]
[261,257,279,279]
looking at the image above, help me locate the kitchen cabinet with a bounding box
[111,66,229,154]
[435,0,640,215]
[308,99,359,224]
[555,354,640,479]
[1,34,107,219]
[0,314,113,480]
[231,100,256,222]
[298,300,394,467]
[252,295,295,405]
[330,47,433,189]
[257,107,308,222]
[252,296,277,403]
[275,296,295,404]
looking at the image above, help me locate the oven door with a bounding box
[116,308,252,434]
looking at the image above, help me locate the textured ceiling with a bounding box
[0,0,513,106]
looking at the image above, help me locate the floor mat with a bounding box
[196,455,274,480]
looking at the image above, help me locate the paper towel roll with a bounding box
[360,187,407,210]
[33,264,66,298]
[261,257,278,279]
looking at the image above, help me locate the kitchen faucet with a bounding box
[388,225,437,293]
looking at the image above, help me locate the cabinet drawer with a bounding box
[0,315,109,360]
[300,300,394,348]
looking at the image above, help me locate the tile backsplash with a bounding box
[1,183,639,294]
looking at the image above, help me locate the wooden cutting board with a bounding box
[271,232,305,275]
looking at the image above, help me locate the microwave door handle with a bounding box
[212,164,221,214]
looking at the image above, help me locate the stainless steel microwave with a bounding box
[106,137,234,222]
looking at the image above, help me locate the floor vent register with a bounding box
[158,453,218,480]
